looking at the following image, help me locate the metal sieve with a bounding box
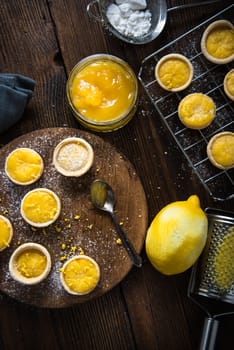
[188,208,234,350]
[87,0,222,45]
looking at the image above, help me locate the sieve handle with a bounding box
[167,0,222,12]
[200,317,219,350]
[86,0,103,23]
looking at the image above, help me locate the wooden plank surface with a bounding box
[0,127,148,307]
[0,0,233,349]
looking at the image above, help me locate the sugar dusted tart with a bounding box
[178,93,216,129]
[53,137,94,177]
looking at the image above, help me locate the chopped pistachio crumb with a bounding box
[64,218,69,222]
[60,256,67,262]
[74,214,80,220]
[116,238,122,245]
[87,224,93,229]
[119,221,123,226]
[2,209,8,215]
[42,228,47,235]
[61,243,66,250]
[31,226,37,232]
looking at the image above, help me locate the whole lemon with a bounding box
[145,195,208,275]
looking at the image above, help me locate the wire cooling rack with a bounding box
[139,5,234,201]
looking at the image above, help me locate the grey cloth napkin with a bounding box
[0,73,35,133]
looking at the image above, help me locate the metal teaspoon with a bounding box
[90,179,142,268]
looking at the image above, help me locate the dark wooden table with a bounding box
[0,1,233,349]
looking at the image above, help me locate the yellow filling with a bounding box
[0,216,12,250]
[225,70,234,97]
[158,58,191,89]
[62,257,99,294]
[6,148,43,184]
[206,26,234,59]
[210,134,234,168]
[214,227,234,291]
[16,249,47,278]
[22,190,59,224]
[70,60,136,123]
[56,142,88,171]
[178,93,215,129]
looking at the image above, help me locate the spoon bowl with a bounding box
[91,179,142,267]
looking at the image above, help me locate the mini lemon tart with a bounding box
[201,20,234,64]
[178,93,216,129]
[60,255,100,295]
[53,137,94,177]
[21,188,61,227]
[9,242,51,285]
[224,69,234,101]
[5,148,44,185]
[0,215,13,251]
[207,132,234,170]
[155,53,193,92]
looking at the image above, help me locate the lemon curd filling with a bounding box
[178,93,216,129]
[22,189,60,224]
[0,216,13,251]
[16,249,47,278]
[70,60,136,123]
[207,132,234,169]
[206,26,234,59]
[224,69,234,100]
[61,256,100,295]
[157,58,191,90]
[210,135,234,167]
[5,148,43,185]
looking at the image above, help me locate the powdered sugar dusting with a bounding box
[0,128,147,307]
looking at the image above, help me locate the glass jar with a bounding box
[66,54,138,132]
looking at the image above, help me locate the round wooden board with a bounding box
[0,128,148,308]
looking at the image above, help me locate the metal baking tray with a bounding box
[138,5,234,201]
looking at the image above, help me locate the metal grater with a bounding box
[188,208,234,350]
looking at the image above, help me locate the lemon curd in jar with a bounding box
[67,55,138,131]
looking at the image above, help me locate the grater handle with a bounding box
[200,317,219,350]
